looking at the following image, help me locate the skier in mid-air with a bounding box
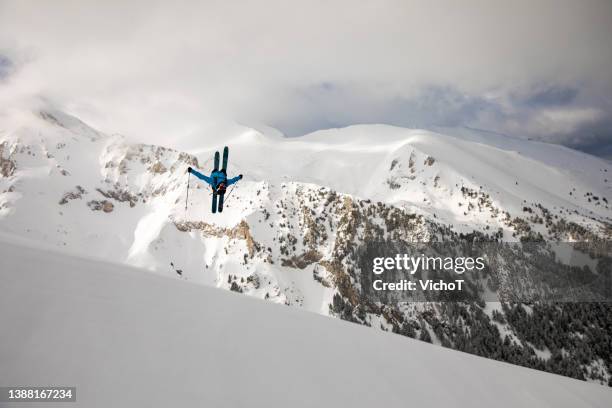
[187,146,242,213]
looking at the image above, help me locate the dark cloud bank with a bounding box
[270,83,612,159]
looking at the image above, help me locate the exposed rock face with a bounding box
[87,200,114,213]
[102,142,199,177]
[102,201,114,213]
[150,161,167,174]
[0,142,16,178]
[175,219,260,258]
[96,188,139,208]
[59,186,87,205]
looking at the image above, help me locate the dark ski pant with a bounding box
[212,191,225,213]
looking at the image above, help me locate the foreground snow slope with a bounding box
[1,240,611,408]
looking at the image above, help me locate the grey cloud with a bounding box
[520,86,579,108]
[559,116,612,155]
[0,54,12,79]
[269,83,612,159]
[267,84,502,136]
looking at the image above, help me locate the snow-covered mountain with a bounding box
[1,106,611,384]
[1,238,611,408]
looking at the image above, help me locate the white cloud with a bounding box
[0,0,611,150]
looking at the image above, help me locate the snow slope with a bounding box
[1,239,611,408]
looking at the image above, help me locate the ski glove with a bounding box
[187,167,192,173]
[239,174,243,179]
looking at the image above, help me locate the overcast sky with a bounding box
[1,0,611,157]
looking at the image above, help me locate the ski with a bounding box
[221,146,229,172]
[211,191,218,213]
[214,151,220,171]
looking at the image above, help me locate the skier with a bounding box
[187,146,242,213]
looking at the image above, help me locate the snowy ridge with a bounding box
[0,107,609,270]
[1,239,611,408]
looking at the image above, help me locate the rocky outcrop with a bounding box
[59,186,87,205]
[87,200,114,213]
[0,142,16,178]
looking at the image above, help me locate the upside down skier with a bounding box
[187,146,242,213]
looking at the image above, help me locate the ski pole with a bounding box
[223,184,237,206]
[184,172,190,218]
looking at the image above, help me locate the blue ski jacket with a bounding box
[190,168,241,189]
